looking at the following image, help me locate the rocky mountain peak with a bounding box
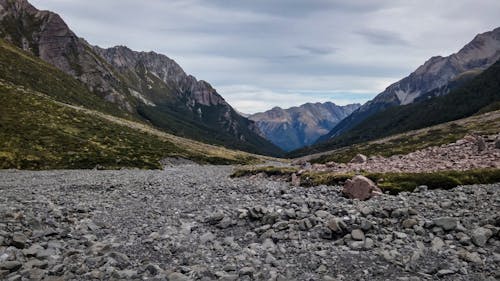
[249,102,360,151]
[0,0,282,156]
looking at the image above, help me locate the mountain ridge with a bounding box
[249,102,360,151]
[317,26,500,143]
[0,0,283,156]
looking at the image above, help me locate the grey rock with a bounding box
[200,232,216,244]
[433,217,457,231]
[167,272,191,281]
[351,229,365,241]
[0,261,22,272]
[471,227,493,247]
[10,233,27,249]
[431,237,445,252]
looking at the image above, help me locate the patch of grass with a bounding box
[231,166,298,178]
[232,166,500,194]
[302,169,500,194]
[0,85,262,169]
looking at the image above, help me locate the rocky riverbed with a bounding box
[301,134,500,174]
[0,166,499,280]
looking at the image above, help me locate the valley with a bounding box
[1,0,500,280]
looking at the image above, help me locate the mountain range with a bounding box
[1,0,500,167]
[0,0,282,157]
[249,102,360,151]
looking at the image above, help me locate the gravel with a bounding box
[0,165,499,280]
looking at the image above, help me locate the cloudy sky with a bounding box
[31,0,500,113]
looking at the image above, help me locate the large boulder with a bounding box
[342,175,382,200]
[350,154,368,164]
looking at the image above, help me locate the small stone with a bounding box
[351,229,365,241]
[205,211,225,224]
[11,233,27,249]
[402,219,418,228]
[431,237,445,252]
[200,232,216,244]
[413,185,428,193]
[494,137,500,149]
[471,227,493,247]
[291,173,300,187]
[476,136,486,152]
[22,244,44,257]
[239,267,255,276]
[433,217,457,231]
[167,272,191,281]
[326,218,348,234]
[393,231,407,239]
[437,269,455,277]
[458,250,483,264]
[0,261,22,272]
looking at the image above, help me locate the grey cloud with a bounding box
[29,0,500,112]
[296,45,336,55]
[355,28,409,46]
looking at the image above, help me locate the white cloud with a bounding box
[30,0,500,113]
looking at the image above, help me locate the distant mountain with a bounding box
[0,0,282,156]
[316,26,500,144]
[290,59,500,157]
[249,102,360,151]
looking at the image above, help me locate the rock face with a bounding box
[249,102,360,151]
[1,167,499,280]
[318,26,500,142]
[342,175,382,200]
[0,0,282,156]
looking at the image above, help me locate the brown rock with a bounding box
[342,175,382,200]
[291,173,300,187]
[476,136,486,152]
[495,137,500,149]
[350,154,368,164]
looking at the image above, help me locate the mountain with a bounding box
[0,38,264,169]
[0,0,282,156]
[290,58,500,157]
[316,26,500,144]
[249,102,360,151]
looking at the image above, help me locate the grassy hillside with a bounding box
[0,82,265,169]
[299,109,500,164]
[292,59,500,157]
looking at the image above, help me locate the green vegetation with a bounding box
[231,166,299,178]
[292,59,500,157]
[305,109,500,164]
[0,85,262,169]
[300,169,500,194]
[232,166,500,194]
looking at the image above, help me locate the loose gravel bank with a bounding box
[0,165,499,280]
